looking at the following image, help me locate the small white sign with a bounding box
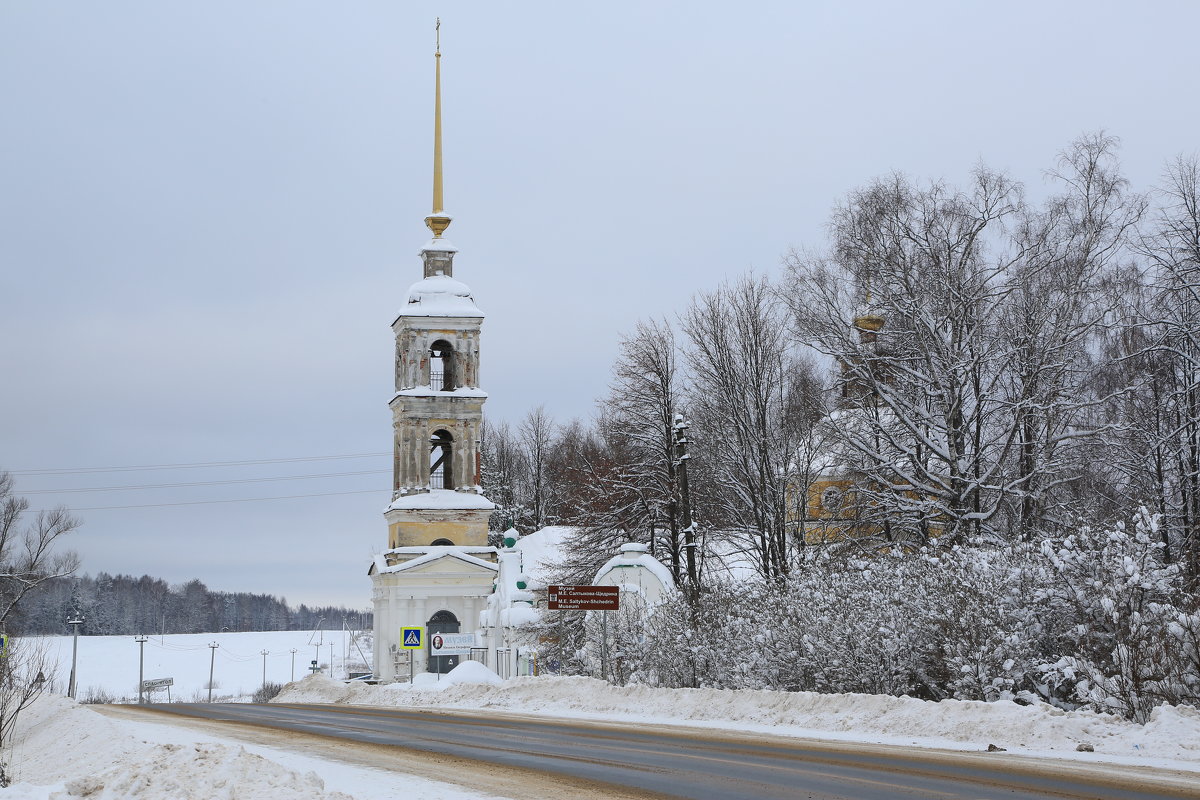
[429,632,477,657]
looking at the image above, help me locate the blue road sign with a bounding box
[401,627,424,649]
[0,634,7,658]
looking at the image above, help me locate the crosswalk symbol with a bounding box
[400,627,423,649]
[0,634,7,658]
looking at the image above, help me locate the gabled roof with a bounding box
[370,547,499,576]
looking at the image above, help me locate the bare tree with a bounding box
[586,320,691,581]
[787,169,1025,543]
[785,140,1141,545]
[1138,155,1200,583]
[0,472,80,781]
[0,472,80,630]
[682,275,822,579]
[480,418,527,531]
[518,406,556,531]
[999,134,1143,537]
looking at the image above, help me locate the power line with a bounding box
[19,469,390,495]
[34,488,385,512]
[8,452,390,477]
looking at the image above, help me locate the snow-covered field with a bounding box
[32,630,369,702]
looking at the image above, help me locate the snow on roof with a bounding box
[373,548,499,575]
[387,489,496,512]
[399,274,484,318]
[594,548,676,591]
[419,237,459,253]
[500,604,538,628]
[393,387,489,399]
[513,526,574,587]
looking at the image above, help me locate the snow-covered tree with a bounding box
[682,275,823,578]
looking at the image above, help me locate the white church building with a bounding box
[369,30,671,683]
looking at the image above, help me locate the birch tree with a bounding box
[786,169,1025,543]
[1139,155,1200,583]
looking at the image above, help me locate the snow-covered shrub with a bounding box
[634,582,752,689]
[920,544,1045,703]
[611,509,1197,720]
[1034,510,1199,720]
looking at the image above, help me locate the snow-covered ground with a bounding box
[2,692,499,799]
[32,630,369,702]
[9,630,1200,797]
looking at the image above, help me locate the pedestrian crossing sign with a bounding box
[400,627,424,649]
[0,634,7,658]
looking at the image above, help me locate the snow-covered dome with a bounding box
[400,274,484,318]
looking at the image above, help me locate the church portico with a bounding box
[370,547,496,681]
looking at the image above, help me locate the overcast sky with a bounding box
[1,1,1195,610]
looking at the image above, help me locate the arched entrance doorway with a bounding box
[427,609,460,674]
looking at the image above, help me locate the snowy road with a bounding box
[126,703,1198,800]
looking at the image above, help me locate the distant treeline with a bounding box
[7,572,371,636]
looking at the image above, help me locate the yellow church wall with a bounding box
[387,512,490,549]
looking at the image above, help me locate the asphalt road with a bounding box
[143,703,1198,800]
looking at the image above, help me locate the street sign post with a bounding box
[140,677,173,702]
[400,627,425,685]
[429,632,476,658]
[547,585,620,611]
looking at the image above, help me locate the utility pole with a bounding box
[67,616,84,700]
[329,642,335,679]
[290,648,298,682]
[261,649,269,689]
[674,414,699,592]
[207,642,219,702]
[134,635,148,704]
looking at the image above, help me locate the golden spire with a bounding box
[425,18,452,238]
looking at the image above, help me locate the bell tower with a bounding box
[384,20,493,549]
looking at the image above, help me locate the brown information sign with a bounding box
[547,585,620,611]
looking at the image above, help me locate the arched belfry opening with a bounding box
[430,429,454,489]
[429,339,456,391]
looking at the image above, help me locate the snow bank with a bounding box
[274,673,1200,768]
[3,694,351,799]
[436,660,504,689]
[275,662,503,703]
[56,743,353,800]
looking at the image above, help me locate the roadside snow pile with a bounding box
[57,743,354,800]
[3,694,353,800]
[275,673,1200,766]
[433,661,504,689]
[274,662,504,703]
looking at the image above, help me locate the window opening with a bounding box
[430,429,454,489]
[429,340,456,391]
